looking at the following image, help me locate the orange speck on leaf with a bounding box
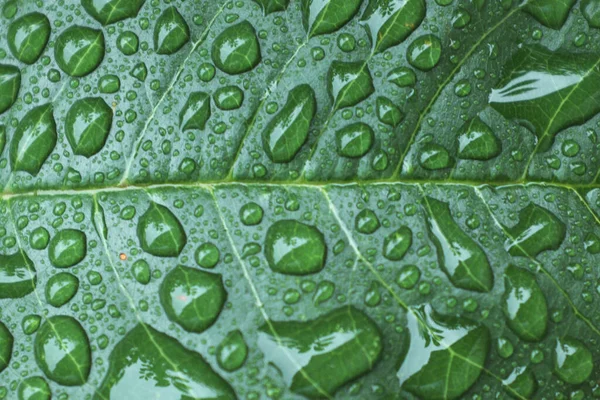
[119,253,127,260]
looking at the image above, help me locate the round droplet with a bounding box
[561,139,580,157]
[48,229,87,268]
[131,259,150,284]
[419,143,453,170]
[452,7,471,29]
[34,316,91,386]
[18,376,51,400]
[497,337,514,359]
[407,34,442,71]
[159,265,227,333]
[355,209,380,234]
[137,202,187,257]
[65,97,113,158]
[265,220,326,275]
[217,330,248,372]
[214,85,244,110]
[54,26,105,77]
[383,227,412,260]
[195,243,220,269]
[397,265,420,289]
[336,123,374,158]
[337,33,356,52]
[554,337,593,384]
[154,6,190,55]
[212,21,261,75]
[45,272,79,307]
[7,12,50,64]
[30,227,49,250]
[240,202,263,226]
[98,74,120,93]
[117,31,139,55]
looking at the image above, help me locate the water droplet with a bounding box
[554,337,593,384]
[22,314,41,335]
[7,12,50,64]
[505,203,566,257]
[262,84,316,163]
[82,0,146,25]
[54,26,105,77]
[195,243,220,269]
[360,0,426,53]
[130,62,147,81]
[0,64,20,114]
[0,251,36,298]
[117,31,139,56]
[30,227,49,250]
[423,197,493,292]
[419,143,453,170]
[137,202,187,257]
[399,305,489,399]
[335,123,374,158]
[376,96,404,127]
[154,7,190,55]
[18,376,51,400]
[387,66,416,87]
[265,220,326,275]
[355,209,380,234]
[45,272,79,307]
[0,322,13,373]
[302,0,362,38]
[180,92,211,131]
[131,259,150,284]
[328,61,374,109]
[217,330,248,372]
[524,0,575,29]
[240,202,263,225]
[497,336,514,358]
[98,74,120,93]
[585,232,600,254]
[10,104,56,175]
[407,34,442,71]
[65,97,113,158]
[364,281,381,306]
[452,7,471,29]
[48,229,87,268]
[214,85,244,110]
[313,280,335,304]
[258,306,382,398]
[97,324,236,398]
[457,116,501,160]
[34,316,91,386]
[582,0,600,27]
[502,265,548,341]
[397,264,420,289]
[212,21,261,75]
[159,265,227,333]
[337,33,356,52]
[383,226,412,261]
[503,366,537,399]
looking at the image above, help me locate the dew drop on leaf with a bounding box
[45,272,79,308]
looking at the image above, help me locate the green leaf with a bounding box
[4,1,600,399]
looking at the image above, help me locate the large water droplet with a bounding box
[554,337,593,384]
[159,265,227,333]
[502,265,547,341]
[265,220,326,275]
[48,229,87,268]
[0,251,36,299]
[399,305,490,399]
[335,123,374,158]
[407,34,442,71]
[457,116,501,160]
[355,209,380,234]
[302,0,362,38]
[211,21,261,75]
[504,203,566,257]
[18,376,51,400]
[328,61,374,109]
[65,97,113,158]
[154,6,190,55]
[10,104,56,175]
[524,0,576,29]
[258,306,382,398]
[137,202,187,257]
[97,324,236,398]
[383,226,412,261]
[0,322,13,373]
[0,64,20,114]
[217,330,248,372]
[360,0,426,53]
[253,0,290,14]
[419,143,453,170]
[180,92,211,131]
[423,197,494,292]
[376,96,404,127]
[7,12,50,64]
[34,316,91,386]
[54,26,105,77]
[503,366,537,399]
[262,84,316,163]
[82,0,146,25]
[214,85,244,110]
[45,272,79,308]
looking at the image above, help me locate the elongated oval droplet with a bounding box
[383,226,412,261]
[0,64,21,115]
[54,26,105,77]
[423,197,494,292]
[217,330,248,372]
[48,229,87,268]
[502,265,548,341]
[212,21,261,75]
[554,337,593,384]
[82,0,146,25]
[159,265,227,333]
[302,0,362,37]
[258,306,382,398]
[336,123,374,158]
[180,92,211,131]
[262,84,316,163]
[97,324,236,398]
[328,60,374,109]
[10,104,56,175]
[137,202,187,257]
[0,252,36,299]
[265,219,326,275]
[65,97,113,157]
[361,0,426,53]
[154,6,190,55]
[34,316,91,386]
[8,12,50,64]
[0,322,13,373]
[45,272,79,308]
